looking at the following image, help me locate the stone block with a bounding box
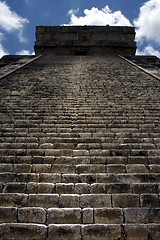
[32,164,51,173]
[123,224,148,240]
[0,173,16,183]
[95,208,123,224]
[17,173,39,183]
[82,224,121,240]
[39,173,60,183]
[27,182,55,194]
[62,174,78,183]
[51,164,75,173]
[90,149,110,156]
[124,208,150,223]
[132,183,158,194]
[79,174,96,184]
[0,163,13,172]
[0,207,17,223]
[1,223,47,239]
[47,208,81,224]
[140,194,159,207]
[107,164,126,173]
[18,207,46,223]
[28,194,59,208]
[56,183,74,194]
[126,164,148,173]
[59,194,79,208]
[112,194,139,208]
[48,224,81,240]
[80,194,111,208]
[147,224,160,239]
[149,208,160,223]
[75,183,89,194]
[106,183,131,193]
[0,193,27,207]
[14,164,31,173]
[73,150,89,156]
[3,183,26,193]
[83,208,93,224]
[90,183,106,193]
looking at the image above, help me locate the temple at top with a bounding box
[34,25,136,56]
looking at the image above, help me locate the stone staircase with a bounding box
[0,55,160,239]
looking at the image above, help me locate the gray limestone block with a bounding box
[147,224,160,239]
[140,194,160,207]
[0,193,28,207]
[81,224,121,240]
[47,208,81,224]
[27,182,55,194]
[48,224,81,240]
[124,208,150,224]
[18,207,46,224]
[28,194,59,208]
[56,183,74,194]
[94,208,123,224]
[123,224,148,240]
[62,174,78,183]
[80,194,111,208]
[112,194,140,208]
[59,194,79,208]
[149,209,160,223]
[75,183,89,194]
[39,173,61,183]
[83,208,93,224]
[0,207,17,223]
[90,183,106,194]
[0,173,16,183]
[1,223,47,239]
[3,183,26,193]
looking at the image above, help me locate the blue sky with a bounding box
[0,0,160,58]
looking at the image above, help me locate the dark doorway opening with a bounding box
[75,50,87,56]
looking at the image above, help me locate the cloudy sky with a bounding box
[0,0,160,58]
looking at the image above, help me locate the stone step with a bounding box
[1,155,159,165]
[0,173,160,184]
[0,207,159,225]
[0,163,160,174]
[2,182,159,194]
[0,223,159,239]
[0,193,159,208]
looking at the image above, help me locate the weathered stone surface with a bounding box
[0,49,160,239]
[1,223,47,239]
[82,224,121,240]
[95,208,123,224]
[80,194,111,208]
[18,207,46,223]
[83,208,93,224]
[47,208,81,224]
[112,194,139,208]
[0,207,17,223]
[28,194,59,208]
[35,26,136,56]
[123,224,148,240]
[59,194,79,208]
[48,224,81,240]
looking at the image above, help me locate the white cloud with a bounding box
[136,45,160,58]
[0,1,29,42]
[65,6,132,26]
[0,32,8,58]
[0,43,8,58]
[134,0,160,44]
[16,49,35,55]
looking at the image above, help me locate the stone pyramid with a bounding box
[0,26,160,239]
